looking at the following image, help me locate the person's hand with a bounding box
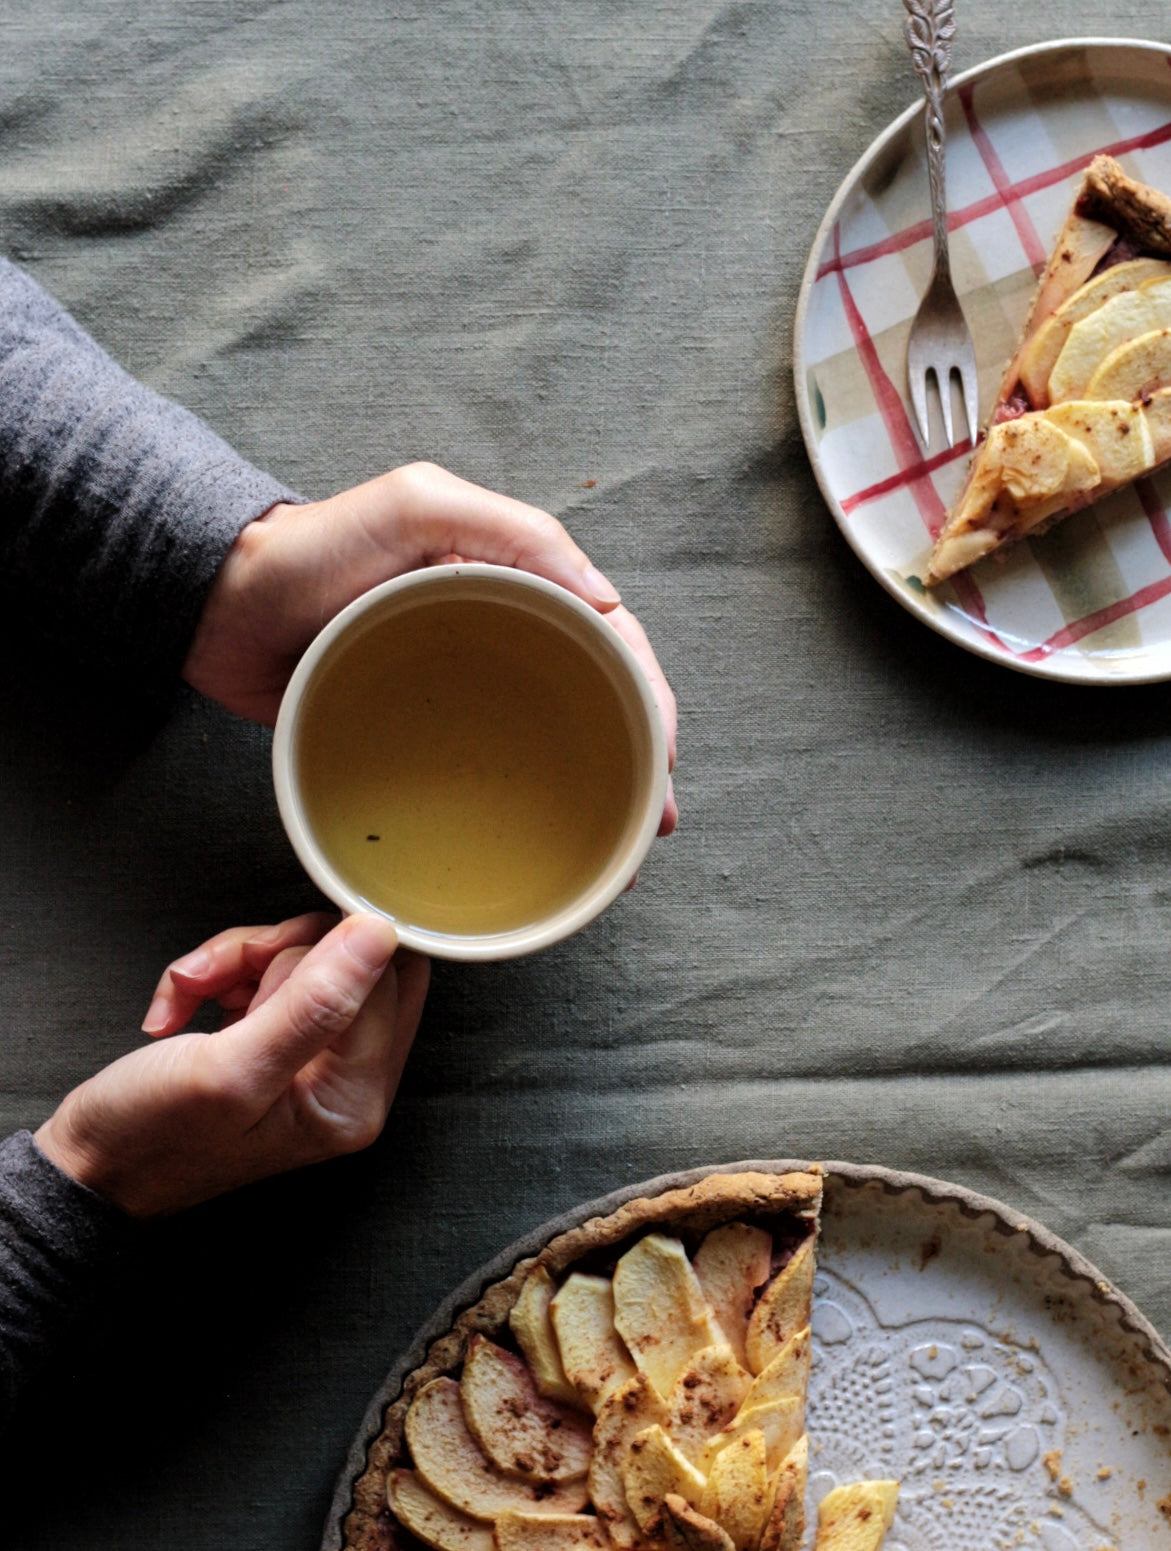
[182,462,677,835]
[35,914,429,1219]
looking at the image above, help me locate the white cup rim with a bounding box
[272,564,669,961]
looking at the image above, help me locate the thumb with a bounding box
[226,914,398,1088]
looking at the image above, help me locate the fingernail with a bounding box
[583,564,621,605]
[170,948,212,979]
[344,914,398,972]
[142,995,170,1034]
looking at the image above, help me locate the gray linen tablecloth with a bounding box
[2,2,1169,1546]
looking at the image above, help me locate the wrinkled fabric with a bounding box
[1,2,1170,1549]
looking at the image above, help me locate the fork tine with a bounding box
[909,363,931,448]
[938,368,955,449]
[960,361,979,446]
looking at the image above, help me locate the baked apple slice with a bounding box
[663,1495,737,1551]
[623,1423,708,1539]
[758,1437,808,1551]
[744,1237,815,1374]
[692,1223,773,1370]
[588,1371,671,1549]
[1047,277,1171,401]
[738,1326,810,1414]
[665,1345,752,1464]
[612,1233,726,1399]
[550,1272,638,1413]
[813,1481,899,1551]
[1085,326,1171,402]
[1017,257,1171,405]
[385,1470,494,1551]
[493,1511,610,1549]
[404,1378,589,1520]
[508,1264,583,1409]
[699,1429,770,1551]
[458,1336,593,1483]
[699,1398,804,1477]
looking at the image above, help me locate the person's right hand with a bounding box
[182,463,678,835]
[35,914,429,1219]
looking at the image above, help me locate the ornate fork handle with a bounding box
[904,0,956,279]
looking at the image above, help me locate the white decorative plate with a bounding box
[794,38,1171,684]
[323,1161,1171,1550]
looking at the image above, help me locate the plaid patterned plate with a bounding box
[795,38,1171,684]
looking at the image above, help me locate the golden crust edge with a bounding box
[339,1167,823,1551]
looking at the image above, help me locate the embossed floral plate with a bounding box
[794,38,1171,684]
[322,1160,1171,1551]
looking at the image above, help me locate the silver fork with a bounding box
[903,0,978,449]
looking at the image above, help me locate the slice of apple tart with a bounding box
[341,1169,899,1551]
[925,154,1171,584]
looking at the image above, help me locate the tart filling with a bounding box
[340,1170,899,1551]
[925,154,1171,585]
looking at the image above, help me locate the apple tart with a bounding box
[925,154,1171,584]
[340,1168,900,1551]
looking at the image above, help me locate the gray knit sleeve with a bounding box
[0,1131,144,1428]
[0,257,300,694]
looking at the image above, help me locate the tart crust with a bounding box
[341,1168,823,1551]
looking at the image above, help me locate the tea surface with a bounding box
[295,596,638,936]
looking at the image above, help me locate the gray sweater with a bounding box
[0,256,298,1422]
[0,256,293,693]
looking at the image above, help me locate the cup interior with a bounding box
[272,565,667,960]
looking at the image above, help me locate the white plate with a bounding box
[795,38,1171,684]
[323,1161,1171,1550]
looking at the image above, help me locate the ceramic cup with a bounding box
[272,564,668,961]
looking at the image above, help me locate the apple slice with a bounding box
[589,1372,671,1550]
[666,1345,752,1464]
[692,1223,773,1369]
[510,1266,585,1408]
[550,1273,637,1413]
[493,1511,610,1549]
[663,1495,736,1551]
[1017,257,1171,406]
[1048,276,1171,401]
[1021,212,1117,338]
[1084,326,1171,403]
[737,1326,810,1415]
[813,1481,900,1551]
[759,1436,808,1551]
[404,1378,589,1521]
[459,1336,593,1483]
[925,412,1102,583]
[612,1234,725,1399]
[699,1428,769,1551]
[1142,384,1171,461]
[744,1238,816,1375]
[699,1398,803,1477]
[623,1424,708,1538]
[1042,399,1154,483]
[386,1469,495,1551]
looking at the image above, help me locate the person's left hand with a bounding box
[35,913,429,1218]
[182,462,678,835]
